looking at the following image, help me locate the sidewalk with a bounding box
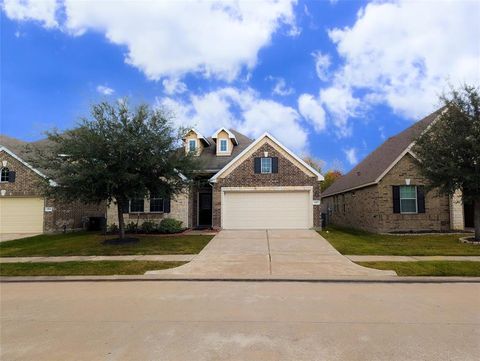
[347,255,480,262]
[0,255,196,263]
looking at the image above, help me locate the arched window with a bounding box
[0,167,9,182]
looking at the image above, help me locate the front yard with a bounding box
[357,261,480,277]
[0,232,214,257]
[319,226,479,256]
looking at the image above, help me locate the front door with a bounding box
[198,192,212,227]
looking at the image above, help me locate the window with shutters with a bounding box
[150,194,164,213]
[260,157,272,173]
[400,185,417,213]
[0,167,9,182]
[130,198,145,213]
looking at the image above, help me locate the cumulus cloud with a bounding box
[312,50,331,81]
[298,93,326,132]
[344,147,358,165]
[325,0,480,121]
[162,77,187,95]
[156,87,308,152]
[2,0,58,28]
[96,85,114,96]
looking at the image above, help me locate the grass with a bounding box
[0,232,214,257]
[319,226,479,256]
[0,261,186,276]
[357,261,480,277]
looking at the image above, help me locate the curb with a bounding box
[2,275,480,283]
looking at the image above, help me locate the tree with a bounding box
[414,84,480,241]
[303,156,325,173]
[321,170,342,191]
[30,100,199,240]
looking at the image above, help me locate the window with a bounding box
[150,195,164,212]
[400,185,417,213]
[130,198,144,213]
[188,139,196,152]
[0,167,9,182]
[261,157,272,173]
[220,139,228,152]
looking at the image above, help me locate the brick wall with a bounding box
[212,141,321,228]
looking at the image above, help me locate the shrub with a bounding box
[158,218,183,234]
[125,221,138,233]
[108,223,119,234]
[140,221,157,234]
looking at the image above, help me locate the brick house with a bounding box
[0,137,105,234]
[107,128,323,230]
[321,110,474,233]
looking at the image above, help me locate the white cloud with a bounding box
[319,85,360,136]
[344,147,358,165]
[58,0,297,81]
[298,93,326,132]
[326,0,480,120]
[156,87,308,152]
[2,0,58,28]
[162,77,187,95]
[96,85,114,96]
[312,50,331,81]
[268,76,294,96]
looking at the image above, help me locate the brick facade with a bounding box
[323,153,452,233]
[1,149,105,233]
[212,141,321,229]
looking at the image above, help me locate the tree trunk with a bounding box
[116,201,126,240]
[475,199,480,242]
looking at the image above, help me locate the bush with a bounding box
[108,223,119,234]
[140,221,157,234]
[158,218,183,234]
[125,221,138,233]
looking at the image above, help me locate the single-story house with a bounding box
[321,109,474,233]
[107,128,324,230]
[0,136,105,234]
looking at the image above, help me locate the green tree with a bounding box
[30,101,198,240]
[414,85,480,241]
[321,170,342,192]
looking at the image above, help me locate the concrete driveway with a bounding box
[148,229,395,277]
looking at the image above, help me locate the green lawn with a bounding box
[0,261,186,276]
[319,226,479,256]
[357,261,480,277]
[0,232,214,257]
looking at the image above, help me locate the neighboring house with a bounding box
[107,128,324,230]
[321,109,474,233]
[0,137,105,234]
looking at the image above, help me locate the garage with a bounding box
[0,197,44,233]
[222,190,311,229]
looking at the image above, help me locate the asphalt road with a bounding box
[1,281,479,360]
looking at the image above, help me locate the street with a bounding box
[1,281,479,360]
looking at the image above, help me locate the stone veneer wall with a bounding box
[323,153,452,233]
[212,141,321,229]
[1,149,105,232]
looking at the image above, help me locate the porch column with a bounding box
[449,189,464,230]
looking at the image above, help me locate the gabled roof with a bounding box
[211,127,238,145]
[183,128,210,146]
[210,132,324,182]
[322,108,443,198]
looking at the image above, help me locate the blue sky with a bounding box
[1,0,479,172]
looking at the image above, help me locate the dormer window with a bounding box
[188,139,197,152]
[220,139,228,152]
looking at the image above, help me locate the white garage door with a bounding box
[223,191,311,229]
[0,197,44,233]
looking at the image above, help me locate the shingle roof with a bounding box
[322,109,443,197]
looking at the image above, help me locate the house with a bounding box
[321,109,474,233]
[0,136,105,235]
[106,128,324,230]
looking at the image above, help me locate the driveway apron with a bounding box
[148,230,395,277]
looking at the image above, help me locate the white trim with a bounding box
[260,157,272,174]
[211,128,238,145]
[183,128,210,146]
[188,139,197,152]
[220,186,314,229]
[219,139,228,153]
[399,185,418,214]
[210,133,324,182]
[0,146,57,186]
